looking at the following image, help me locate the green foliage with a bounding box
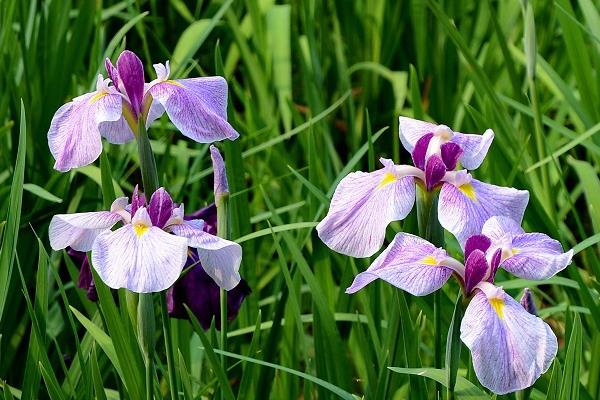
[0,0,597,399]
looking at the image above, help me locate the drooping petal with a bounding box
[438,179,529,248]
[49,198,127,252]
[147,77,239,143]
[346,233,455,296]
[166,249,251,329]
[316,159,417,258]
[463,249,488,294]
[116,50,145,116]
[210,145,229,199]
[148,188,174,228]
[451,129,494,170]
[171,221,242,290]
[184,203,217,235]
[48,84,123,172]
[481,216,524,242]
[460,286,557,395]
[411,132,433,170]
[425,155,447,190]
[91,223,188,293]
[398,116,437,153]
[501,233,573,280]
[98,115,135,144]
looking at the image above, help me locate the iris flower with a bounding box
[346,216,573,394]
[48,50,239,172]
[317,116,529,257]
[49,186,242,293]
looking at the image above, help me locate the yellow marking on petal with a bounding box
[88,91,108,105]
[511,248,520,255]
[166,79,184,88]
[459,183,477,202]
[133,224,150,237]
[420,255,438,266]
[489,297,505,319]
[377,172,397,190]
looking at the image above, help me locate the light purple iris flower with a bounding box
[48,187,242,293]
[47,50,239,172]
[317,116,528,257]
[346,216,573,394]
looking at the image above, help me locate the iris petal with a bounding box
[346,233,454,296]
[398,116,437,153]
[451,129,494,170]
[460,288,557,394]
[316,159,416,258]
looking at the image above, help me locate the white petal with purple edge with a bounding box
[316,161,416,258]
[148,77,239,143]
[91,225,188,293]
[346,233,455,296]
[48,89,122,172]
[451,129,494,170]
[438,179,529,248]
[398,116,437,153]
[502,233,573,280]
[171,221,242,290]
[460,287,557,395]
[49,211,124,252]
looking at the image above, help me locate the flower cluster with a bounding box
[318,117,573,394]
[47,50,248,328]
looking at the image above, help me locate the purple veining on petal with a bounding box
[441,142,463,170]
[67,248,98,302]
[184,203,217,235]
[464,234,491,260]
[463,249,488,294]
[105,58,121,91]
[425,155,447,190]
[166,249,251,330]
[116,50,145,116]
[131,185,146,216]
[411,132,434,170]
[148,187,175,228]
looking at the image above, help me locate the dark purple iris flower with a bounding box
[166,202,250,329]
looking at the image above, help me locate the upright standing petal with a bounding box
[148,76,239,143]
[316,159,418,258]
[398,116,437,153]
[116,50,145,116]
[463,249,488,294]
[48,76,123,172]
[92,207,188,293]
[346,233,457,296]
[210,145,229,199]
[460,286,557,394]
[148,188,174,228]
[170,220,242,290]
[438,176,529,248]
[451,129,494,170]
[425,155,447,190]
[49,197,128,252]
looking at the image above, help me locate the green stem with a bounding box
[446,293,466,400]
[416,186,445,397]
[137,121,159,194]
[216,192,229,398]
[160,296,178,400]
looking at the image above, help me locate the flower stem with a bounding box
[137,121,159,194]
[446,293,466,400]
[216,191,229,396]
[416,185,445,397]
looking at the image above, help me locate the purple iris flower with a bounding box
[47,50,239,172]
[317,116,528,257]
[49,187,242,293]
[346,216,573,394]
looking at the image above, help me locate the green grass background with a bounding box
[0,0,599,399]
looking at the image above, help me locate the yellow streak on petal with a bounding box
[511,247,520,255]
[133,224,150,237]
[489,297,505,319]
[377,172,397,190]
[166,80,185,88]
[459,183,477,202]
[420,255,438,266]
[88,91,108,105]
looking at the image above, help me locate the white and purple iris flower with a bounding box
[48,49,239,172]
[346,216,574,394]
[317,116,529,257]
[49,186,242,293]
